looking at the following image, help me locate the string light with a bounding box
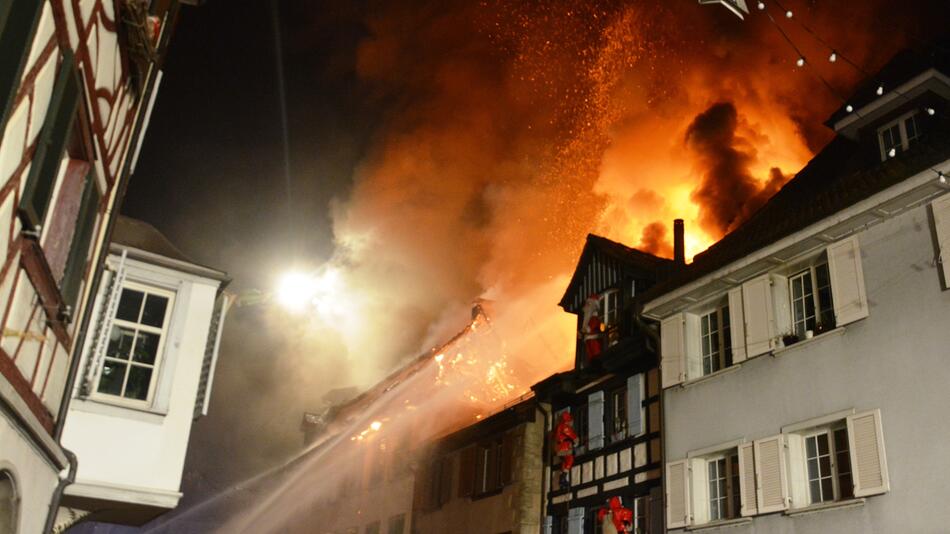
[876,85,884,96]
[829,51,837,63]
[939,171,947,184]
[796,57,805,67]
[888,148,897,158]
[785,9,793,18]
[845,104,854,113]
[927,108,936,116]
[757,2,765,10]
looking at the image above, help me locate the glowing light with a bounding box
[829,52,837,63]
[876,85,884,96]
[370,421,382,431]
[927,108,936,116]
[846,104,854,113]
[785,9,793,18]
[434,353,444,363]
[888,148,897,158]
[796,57,805,67]
[938,172,946,184]
[757,1,765,9]
[275,271,318,312]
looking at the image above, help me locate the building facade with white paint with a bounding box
[644,45,950,533]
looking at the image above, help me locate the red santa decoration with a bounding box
[581,294,604,361]
[553,411,578,483]
[597,496,634,534]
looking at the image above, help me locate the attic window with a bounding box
[878,110,922,161]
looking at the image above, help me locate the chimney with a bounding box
[673,219,685,265]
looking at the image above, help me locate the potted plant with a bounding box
[782,332,800,347]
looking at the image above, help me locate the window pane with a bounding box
[124,365,153,400]
[132,331,160,364]
[821,477,834,500]
[107,326,135,360]
[116,289,144,322]
[0,470,16,534]
[817,433,830,455]
[805,436,817,458]
[98,360,127,395]
[141,294,169,327]
[808,479,821,502]
[839,472,854,500]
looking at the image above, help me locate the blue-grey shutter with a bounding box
[79,251,127,397]
[567,507,585,534]
[627,373,644,437]
[588,390,605,450]
[543,516,553,534]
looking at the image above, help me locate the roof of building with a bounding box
[643,104,950,305]
[112,215,194,262]
[558,234,673,311]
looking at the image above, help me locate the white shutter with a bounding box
[543,516,553,534]
[683,314,702,379]
[666,460,690,529]
[827,236,869,325]
[588,390,605,450]
[847,409,889,497]
[742,275,774,357]
[754,435,788,513]
[626,373,644,437]
[933,193,950,289]
[737,443,758,516]
[80,251,128,397]
[660,313,685,388]
[727,287,746,363]
[689,458,708,524]
[567,507,585,534]
[770,274,791,338]
[194,292,233,419]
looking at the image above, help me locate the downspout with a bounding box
[537,400,551,532]
[42,3,182,532]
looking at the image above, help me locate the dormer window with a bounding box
[877,110,922,161]
[602,289,619,327]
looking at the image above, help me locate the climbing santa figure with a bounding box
[553,411,578,487]
[581,294,604,361]
[597,496,634,534]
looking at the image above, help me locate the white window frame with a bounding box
[787,258,835,338]
[801,426,853,505]
[685,446,744,526]
[877,109,921,161]
[698,300,731,377]
[90,280,175,409]
[602,289,619,327]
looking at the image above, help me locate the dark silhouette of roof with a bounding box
[112,215,194,263]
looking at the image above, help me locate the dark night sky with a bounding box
[70,0,950,531]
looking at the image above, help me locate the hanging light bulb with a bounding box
[939,171,947,184]
[876,85,884,96]
[785,9,793,18]
[796,57,805,67]
[926,107,936,116]
[846,104,854,113]
[829,51,837,63]
[888,148,897,158]
[757,1,765,9]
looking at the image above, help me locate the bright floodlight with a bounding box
[276,271,318,312]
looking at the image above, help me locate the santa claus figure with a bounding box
[581,294,604,361]
[597,496,634,534]
[554,411,578,485]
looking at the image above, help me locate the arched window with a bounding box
[0,470,17,534]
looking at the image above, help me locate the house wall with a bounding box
[60,257,220,509]
[663,199,950,532]
[0,0,176,529]
[413,414,545,534]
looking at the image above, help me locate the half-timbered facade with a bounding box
[646,43,950,533]
[534,235,673,534]
[0,1,191,531]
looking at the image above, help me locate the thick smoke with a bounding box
[686,102,788,235]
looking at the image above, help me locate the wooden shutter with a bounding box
[665,460,689,528]
[567,507,585,534]
[500,431,515,485]
[649,485,664,534]
[847,409,889,497]
[42,159,89,279]
[742,275,774,357]
[474,444,485,494]
[458,445,475,497]
[194,293,233,419]
[737,443,758,516]
[754,435,788,513]
[626,373,644,437]
[728,287,747,363]
[588,390,605,450]
[439,455,453,505]
[59,168,99,308]
[0,0,44,134]
[933,193,950,289]
[827,236,869,325]
[660,313,685,388]
[20,50,80,229]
